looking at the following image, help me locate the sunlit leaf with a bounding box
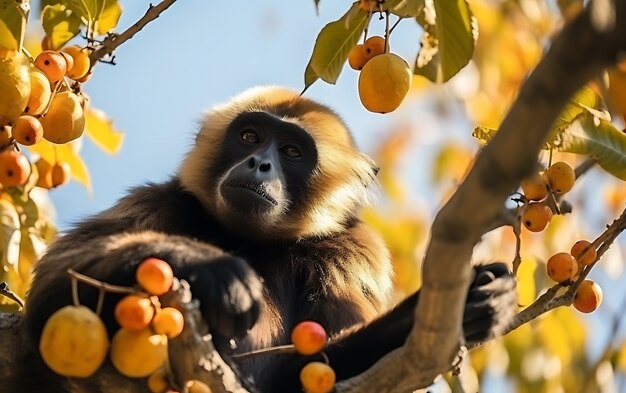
[387,0,426,17]
[305,3,368,86]
[516,256,537,306]
[95,0,121,35]
[431,142,473,185]
[85,107,124,154]
[471,125,497,144]
[0,0,29,51]
[303,60,319,93]
[557,114,626,180]
[414,0,477,82]
[550,86,606,135]
[0,198,20,280]
[27,139,92,191]
[41,4,82,50]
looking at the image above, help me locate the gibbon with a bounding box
[20,86,516,392]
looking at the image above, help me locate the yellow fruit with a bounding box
[363,36,385,60]
[570,240,596,266]
[573,279,603,313]
[24,70,52,116]
[300,362,336,393]
[521,202,553,232]
[186,380,212,393]
[546,161,575,194]
[110,328,168,378]
[136,257,174,296]
[62,46,91,81]
[39,305,109,377]
[12,115,43,146]
[148,368,169,393]
[546,252,577,283]
[51,161,71,187]
[114,294,155,331]
[358,53,411,114]
[348,44,368,71]
[0,150,30,187]
[152,307,185,339]
[35,158,54,189]
[0,125,12,146]
[41,91,86,144]
[0,51,30,124]
[34,50,67,84]
[521,172,549,201]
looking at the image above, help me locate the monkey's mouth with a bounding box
[222,179,279,207]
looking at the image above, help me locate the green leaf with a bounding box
[305,3,369,85]
[95,0,121,35]
[41,4,82,50]
[302,60,319,93]
[0,199,20,279]
[388,0,425,18]
[414,0,476,82]
[0,0,29,51]
[85,107,124,154]
[557,114,626,180]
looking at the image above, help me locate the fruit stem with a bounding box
[95,288,105,315]
[384,11,390,53]
[388,16,404,36]
[67,268,138,295]
[71,275,80,307]
[0,282,25,308]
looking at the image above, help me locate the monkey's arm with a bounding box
[23,181,263,347]
[262,263,516,392]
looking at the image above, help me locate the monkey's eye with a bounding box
[281,145,302,159]
[240,127,260,144]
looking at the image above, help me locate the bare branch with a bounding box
[89,0,178,65]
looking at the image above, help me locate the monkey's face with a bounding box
[212,111,318,231]
[179,86,379,240]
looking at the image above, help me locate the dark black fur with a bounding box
[20,88,516,393]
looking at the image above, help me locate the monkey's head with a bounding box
[179,86,379,239]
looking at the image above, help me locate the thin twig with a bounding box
[0,282,24,308]
[230,344,296,361]
[67,268,137,294]
[89,0,179,65]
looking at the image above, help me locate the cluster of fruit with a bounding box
[546,239,603,313]
[291,320,336,393]
[520,161,576,232]
[347,33,412,114]
[39,257,199,392]
[0,45,91,190]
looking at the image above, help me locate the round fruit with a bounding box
[152,307,185,339]
[39,305,109,377]
[12,115,43,146]
[521,202,553,232]
[358,53,412,114]
[62,46,91,80]
[136,257,174,296]
[570,240,596,266]
[51,161,71,187]
[348,44,368,71]
[546,161,575,194]
[114,294,155,331]
[34,50,67,84]
[186,380,212,393]
[0,150,30,187]
[110,328,168,378]
[521,172,549,201]
[0,51,30,124]
[291,321,328,355]
[546,252,577,283]
[300,362,336,393]
[363,36,386,60]
[0,125,12,146]
[147,368,169,393]
[59,51,74,73]
[35,158,54,189]
[41,91,86,144]
[23,69,51,116]
[573,279,603,313]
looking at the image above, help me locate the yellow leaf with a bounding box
[516,256,537,306]
[85,107,124,154]
[27,139,92,191]
[95,0,122,35]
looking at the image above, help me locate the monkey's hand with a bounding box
[463,262,517,344]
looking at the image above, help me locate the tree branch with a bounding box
[334,1,626,391]
[89,0,178,65]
